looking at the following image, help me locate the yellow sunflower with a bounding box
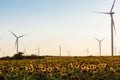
[38,64,44,68]
[47,74,52,79]
[61,67,66,72]
[10,67,14,71]
[75,64,80,69]
[47,67,53,73]
[0,70,2,74]
[110,67,115,72]
[98,63,107,68]
[68,63,73,69]
[41,67,46,72]
[25,66,28,71]
[87,65,96,70]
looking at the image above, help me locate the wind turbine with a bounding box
[9,30,26,55]
[58,46,61,56]
[23,48,26,54]
[67,50,70,56]
[35,46,40,56]
[94,0,117,56]
[86,48,89,56]
[22,48,26,56]
[95,37,104,56]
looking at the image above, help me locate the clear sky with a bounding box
[0,0,120,57]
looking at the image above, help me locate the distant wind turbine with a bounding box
[67,50,70,56]
[95,37,104,56]
[94,0,117,56]
[58,46,61,56]
[86,48,89,56]
[22,48,26,56]
[9,30,26,55]
[35,46,40,56]
[23,48,26,54]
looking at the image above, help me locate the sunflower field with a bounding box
[0,56,120,80]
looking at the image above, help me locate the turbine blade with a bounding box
[110,0,116,12]
[9,30,17,37]
[113,24,117,36]
[18,34,26,38]
[100,38,104,42]
[111,15,117,36]
[94,37,99,41]
[92,11,110,14]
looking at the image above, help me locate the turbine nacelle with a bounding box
[95,37,104,42]
[110,12,115,14]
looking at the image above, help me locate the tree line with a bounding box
[0,52,45,60]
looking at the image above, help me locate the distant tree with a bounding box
[5,56,11,60]
[13,52,25,59]
[0,52,45,60]
[31,54,37,57]
[31,54,37,59]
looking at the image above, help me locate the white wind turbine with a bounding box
[67,50,70,56]
[95,0,117,56]
[35,46,40,56]
[58,45,61,56]
[95,37,104,56]
[9,30,26,55]
[86,48,89,56]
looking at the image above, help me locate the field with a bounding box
[0,56,120,80]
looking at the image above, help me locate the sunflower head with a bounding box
[47,67,53,73]
[110,67,115,72]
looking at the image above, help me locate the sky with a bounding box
[0,0,120,57]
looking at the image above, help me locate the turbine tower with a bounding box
[68,50,70,56]
[95,37,104,56]
[95,0,116,56]
[9,30,26,55]
[58,46,61,56]
[23,48,26,54]
[35,46,40,56]
[86,48,89,56]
